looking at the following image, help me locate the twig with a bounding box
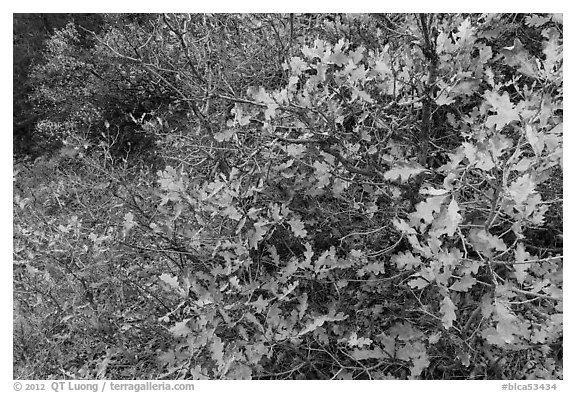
[462,305,482,335]
[259,362,305,378]
[491,255,563,265]
[366,234,405,257]
[510,287,561,302]
[339,225,388,243]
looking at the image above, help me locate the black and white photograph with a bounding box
[12,11,563,383]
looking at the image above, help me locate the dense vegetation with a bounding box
[13,13,562,380]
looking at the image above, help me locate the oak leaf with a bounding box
[484,90,519,130]
[384,162,426,183]
[440,295,457,329]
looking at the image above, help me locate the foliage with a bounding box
[14,13,562,380]
[13,14,104,156]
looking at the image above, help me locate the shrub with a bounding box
[14,13,562,380]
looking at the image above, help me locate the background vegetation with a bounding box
[13,13,562,380]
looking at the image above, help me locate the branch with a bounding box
[320,145,380,177]
[492,255,563,265]
[415,13,438,167]
[272,135,390,176]
[510,287,561,302]
[162,13,205,83]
